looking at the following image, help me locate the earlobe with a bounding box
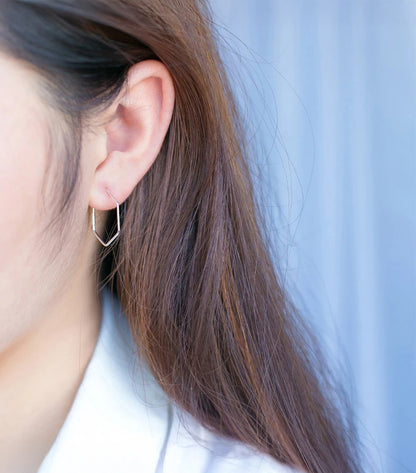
[88,60,175,211]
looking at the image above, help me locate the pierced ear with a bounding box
[88,60,175,211]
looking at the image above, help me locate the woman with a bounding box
[0,0,362,472]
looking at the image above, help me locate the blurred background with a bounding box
[209,1,416,472]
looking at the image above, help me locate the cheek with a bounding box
[0,100,82,351]
[0,53,57,274]
[0,102,48,270]
[0,101,53,341]
[0,54,90,353]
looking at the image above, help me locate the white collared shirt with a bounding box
[37,288,297,473]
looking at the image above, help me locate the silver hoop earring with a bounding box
[92,191,121,247]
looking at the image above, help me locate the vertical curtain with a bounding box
[209,1,416,472]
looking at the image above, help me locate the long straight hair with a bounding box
[0,1,362,471]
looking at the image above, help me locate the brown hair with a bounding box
[0,1,362,471]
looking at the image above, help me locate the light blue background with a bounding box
[209,1,416,472]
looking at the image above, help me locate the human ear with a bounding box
[88,59,175,210]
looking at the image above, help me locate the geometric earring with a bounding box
[91,190,121,247]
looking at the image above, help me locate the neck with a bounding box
[0,252,102,473]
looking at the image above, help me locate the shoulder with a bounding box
[107,290,299,473]
[38,288,300,473]
[161,405,299,473]
[108,288,300,473]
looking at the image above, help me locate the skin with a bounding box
[0,51,175,472]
